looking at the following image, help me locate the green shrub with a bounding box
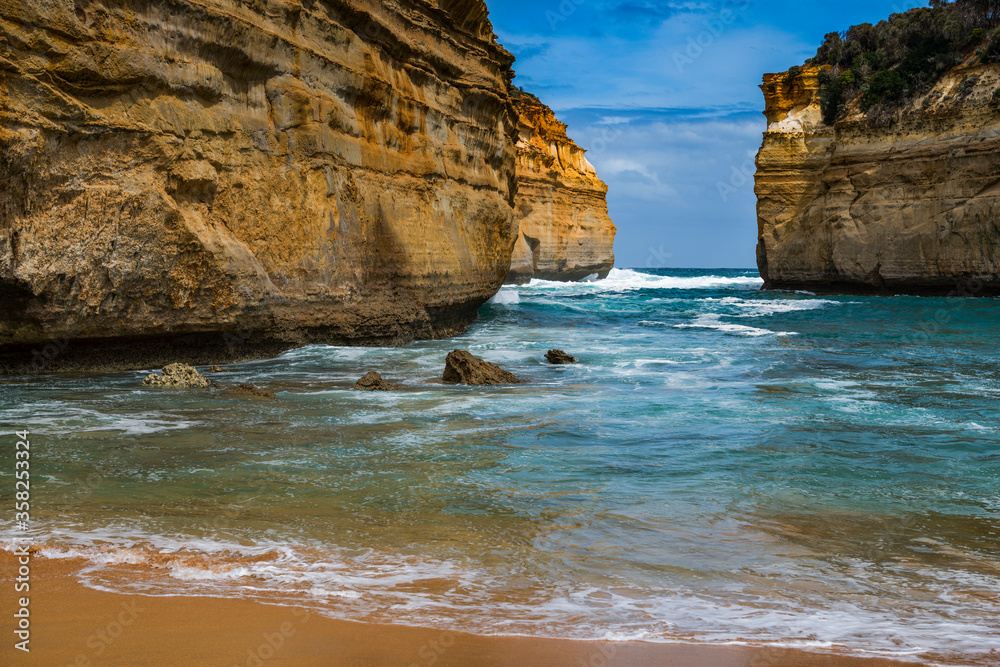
[819,70,850,124]
[982,33,1000,61]
[807,0,1000,124]
[509,86,542,104]
[864,70,907,109]
[958,74,979,96]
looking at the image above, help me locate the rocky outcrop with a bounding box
[142,363,210,388]
[506,93,616,284]
[0,0,519,373]
[443,349,521,385]
[353,371,400,391]
[545,349,576,364]
[755,64,1000,295]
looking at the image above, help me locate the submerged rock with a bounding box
[443,350,522,386]
[142,363,211,389]
[225,384,276,400]
[353,372,401,392]
[545,350,578,365]
[208,366,229,373]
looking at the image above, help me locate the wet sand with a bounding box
[0,552,924,666]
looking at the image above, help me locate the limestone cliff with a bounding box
[0,0,518,372]
[507,93,615,284]
[755,64,1000,295]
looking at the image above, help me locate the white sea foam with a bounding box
[674,314,796,337]
[82,415,201,435]
[5,527,1000,662]
[37,545,149,565]
[526,269,763,294]
[704,296,839,318]
[310,587,364,599]
[0,402,200,435]
[487,289,521,306]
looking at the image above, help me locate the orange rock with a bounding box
[0,0,520,372]
[507,94,616,284]
[755,63,1000,295]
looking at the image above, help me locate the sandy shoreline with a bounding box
[0,552,927,667]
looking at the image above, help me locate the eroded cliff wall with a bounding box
[755,64,1000,295]
[0,0,518,372]
[507,94,615,284]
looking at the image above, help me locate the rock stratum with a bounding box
[755,64,1000,295]
[506,93,615,284]
[0,0,518,372]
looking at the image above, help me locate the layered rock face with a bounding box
[755,64,1000,295]
[0,0,518,372]
[507,94,615,284]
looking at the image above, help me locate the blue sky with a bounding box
[487,0,926,269]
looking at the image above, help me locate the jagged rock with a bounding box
[545,350,578,365]
[353,372,402,391]
[756,64,1000,294]
[142,363,211,389]
[506,92,616,284]
[443,350,522,386]
[0,0,519,373]
[225,384,276,400]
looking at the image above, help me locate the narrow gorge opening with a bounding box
[524,233,541,272]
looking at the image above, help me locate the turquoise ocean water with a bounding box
[2,268,999,665]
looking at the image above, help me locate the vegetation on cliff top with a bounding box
[805,0,1000,124]
[509,86,542,105]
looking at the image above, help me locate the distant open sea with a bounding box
[3,268,999,665]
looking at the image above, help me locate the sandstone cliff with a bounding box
[755,64,1000,295]
[506,92,615,284]
[0,0,518,372]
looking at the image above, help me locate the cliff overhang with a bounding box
[0,0,519,372]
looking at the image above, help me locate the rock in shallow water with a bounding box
[353,372,401,392]
[225,384,276,400]
[443,350,522,386]
[545,350,578,364]
[142,364,210,389]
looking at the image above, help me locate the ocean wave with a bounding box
[5,534,999,663]
[487,289,521,306]
[0,402,200,435]
[526,269,763,293]
[674,314,797,337]
[704,296,839,318]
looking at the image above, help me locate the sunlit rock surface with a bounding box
[756,64,1000,295]
[0,0,518,371]
[507,93,616,284]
